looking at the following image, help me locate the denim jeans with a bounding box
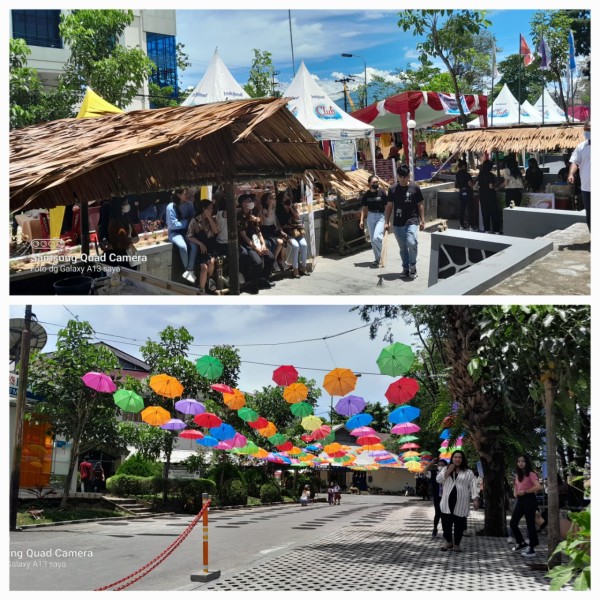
[392,224,418,270]
[366,212,385,262]
[170,233,198,271]
[288,237,308,269]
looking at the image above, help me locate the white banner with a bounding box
[438,93,470,116]
[332,139,357,172]
[304,181,317,263]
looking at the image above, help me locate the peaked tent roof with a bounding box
[533,89,574,124]
[181,49,250,106]
[281,61,374,141]
[521,100,542,122]
[468,84,540,128]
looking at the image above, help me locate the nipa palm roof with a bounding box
[10,97,345,212]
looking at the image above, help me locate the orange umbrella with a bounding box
[283,382,309,404]
[223,389,246,410]
[323,368,357,397]
[257,422,277,437]
[149,374,183,399]
[288,446,303,455]
[141,406,171,426]
[324,442,342,455]
[253,448,269,459]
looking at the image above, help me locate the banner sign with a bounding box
[437,93,470,115]
[332,139,357,172]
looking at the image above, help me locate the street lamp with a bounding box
[407,119,417,182]
[341,53,367,108]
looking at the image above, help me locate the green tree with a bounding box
[244,49,277,98]
[59,9,155,109]
[28,320,122,507]
[495,54,544,105]
[397,10,491,128]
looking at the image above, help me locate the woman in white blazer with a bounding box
[436,450,480,552]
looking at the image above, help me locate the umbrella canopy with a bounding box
[223,389,246,410]
[324,443,342,455]
[174,398,206,416]
[350,426,377,437]
[197,436,219,447]
[211,383,234,395]
[388,405,420,424]
[346,413,373,429]
[376,342,414,377]
[385,377,420,405]
[195,355,224,380]
[160,418,187,431]
[209,423,236,441]
[193,412,223,428]
[396,434,420,443]
[311,425,332,440]
[276,441,294,452]
[253,448,269,459]
[357,434,382,446]
[268,433,288,446]
[335,395,366,417]
[237,407,259,422]
[141,406,171,426]
[323,368,358,397]
[257,422,277,437]
[273,365,299,387]
[283,383,309,404]
[248,417,269,430]
[113,389,144,413]
[301,415,323,432]
[290,402,313,418]
[237,441,259,455]
[406,461,424,473]
[400,442,420,450]
[391,422,421,435]
[149,374,184,399]
[442,415,455,428]
[82,371,116,393]
[440,429,451,440]
[179,429,204,440]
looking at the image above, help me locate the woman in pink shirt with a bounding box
[510,454,542,557]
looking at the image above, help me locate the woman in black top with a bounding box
[525,158,544,192]
[476,160,502,234]
[359,174,388,265]
[455,160,474,230]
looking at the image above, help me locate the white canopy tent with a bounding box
[533,89,574,124]
[468,83,541,127]
[181,49,250,106]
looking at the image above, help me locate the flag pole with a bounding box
[540,32,546,126]
[518,35,522,124]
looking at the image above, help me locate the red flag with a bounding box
[520,34,534,66]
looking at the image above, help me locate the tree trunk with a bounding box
[544,374,561,568]
[479,454,508,535]
[162,435,174,503]
[61,436,81,509]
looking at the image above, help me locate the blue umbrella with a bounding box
[389,405,420,424]
[440,428,451,440]
[209,424,236,441]
[346,413,373,429]
[196,435,219,447]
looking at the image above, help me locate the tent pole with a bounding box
[224,182,240,295]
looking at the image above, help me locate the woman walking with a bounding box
[436,450,479,552]
[510,454,542,558]
[359,174,388,265]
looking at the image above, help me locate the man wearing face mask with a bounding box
[569,121,591,231]
[359,175,388,266]
[107,196,139,268]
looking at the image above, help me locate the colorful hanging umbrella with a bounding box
[322,432,336,445]
[400,442,420,450]
[253,448,268,459]
[227,433,248,448]
[357,434,382,446]
[211,383,234,395]
[346,413,373,429]
[442,415,455,427]
[195,355,224,380]
[179,429,204,440]
[257,422,277,437]
[193,412,222,428]
[82,371,116,393]
[335,395,366,417]
[305,443,323,453]
[149,374,183,399]
[160,418,187,431]
[113,389,144,413]
[248,417,269,430]
[350,426,377,437]
[323,368,358,397]
[273,365,299,387]
[324,442,342,455]
[141,406,171,426]
[290,402,313,418]
[385,377,419,405]
[440,429,452,440]
[397,434,420,443]
[388,405,420,424]
[237,441,259,455]
[376,342,414,377]
[406,461,424,473]
[283,383,309,404]
[222,389,246,410]
[237,407,259,422]
[174,398,206,416]
[196,436,219,447]
[276,441,294,452]
[301,415,323,432]
[391,422,421,435]
[310,425,332,440]
[209,423,236,441]
[268,433,288,446]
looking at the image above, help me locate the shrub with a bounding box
[106,474,153,497]
[207,462,243,485]
[260,483,282,503]
[243,467,270,497]
[168,478,217,513]
[219,478,248,507]
[116,454,163,478]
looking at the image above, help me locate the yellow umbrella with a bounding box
[403,451,420,458]
[141,406,171,426]
[282,383,309,404]
[257,422,277,437]
[223,389,246,410]
[149,374,184,399]
[407,461,424,473]
[301,415,323,432]
[323,368,358,397]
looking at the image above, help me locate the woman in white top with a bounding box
[436,450,479,552]
[300,485,311,506]
[259,192,287,271]
[501,153,524,207]
[213,195,229,257]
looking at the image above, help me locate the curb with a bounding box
[16,512,176,530]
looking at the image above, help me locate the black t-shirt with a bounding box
[388,183,423,227]
[477,170,497,195]
[455,170,472,190]
[361,189,388,213]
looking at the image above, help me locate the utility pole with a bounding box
[271,69,280,97]
[335,76,355,113]
[10,305,33,531]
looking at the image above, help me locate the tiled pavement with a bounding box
[200,502,551,591]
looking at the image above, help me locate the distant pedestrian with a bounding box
[500,153,525,207]
[424,458,447,537]
[510,454,542,558]
[525,158,544,192]
[327,482,334,505]
[455,160,474,230]
[476,160,502,234]
[333,483,341,505]
[359,175,388,266]
[90,461,105,493]
[79,456,93,492]
[569,121,591,231]
[300,485,311,506]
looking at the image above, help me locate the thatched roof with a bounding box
[432,124,585,156]
[328,168,389,200]
[10,98,345,212]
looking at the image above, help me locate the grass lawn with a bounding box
[18,500,127,527]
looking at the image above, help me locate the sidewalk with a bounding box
[199,501,552,591]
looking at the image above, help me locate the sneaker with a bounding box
[521,547,536,558]
[182,270,196,283]
[511,542,528,552]
[402,269,410,278]
[409,266,417,280]
[257,278,274,289]
[208,278,217,292]
[431,529,438,538]
[507,536,515,545]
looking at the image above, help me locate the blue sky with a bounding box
[176,9,541,100]
[9,304,418,422]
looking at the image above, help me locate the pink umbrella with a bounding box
[216,441,233,450]
[350,426,377,437]
[160,418,187,431]
[227,433,248,448]
[400,442,421,449]
[211,383,234,395]
[179,429,204,440]
[81,371,116,393]
[310,425,332,440]
[391,422,421,435]
[174,399,206,415]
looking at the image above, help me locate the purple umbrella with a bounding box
[174,398,206,416]
[335,395,366,417]
[345,413,373,429]
[160,418,187,431]
[81,371,116,393]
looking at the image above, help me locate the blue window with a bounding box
[12,10,63,49]
[146,32,178,107]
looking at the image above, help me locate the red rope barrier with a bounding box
[95,499,211,591]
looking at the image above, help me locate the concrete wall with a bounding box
[503,207,586,239]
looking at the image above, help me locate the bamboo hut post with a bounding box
[79,196,90,256]
[224,182,240,295]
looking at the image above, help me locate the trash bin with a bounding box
[53,276,94,295]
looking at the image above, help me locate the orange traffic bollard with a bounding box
[190,493,221,582]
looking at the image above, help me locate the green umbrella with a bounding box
[237,407,259,422]
[397,434,420,443]
[376,342,414,377]
[322,432,336,445]
[268,433,288,446]
[195,355,224,380]
[113,389,144,413]
[290,402,313,418]
[237,441,259,455]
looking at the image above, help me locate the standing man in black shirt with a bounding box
[384,164,425,279]
[455,159,474,230]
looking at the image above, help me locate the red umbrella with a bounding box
[211,383,234,395]
[273,365,299,387]
[248,417,269,430]
[400,442,421,450]
[193,412,222,428]
[385,377,420,405]
[276,441,294,452]
[310,425,332,440]
[81,371,116,393]
[442,415,455,427]
[179,429,204,440]
[357,434,382,446]
[300,433,313,442]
